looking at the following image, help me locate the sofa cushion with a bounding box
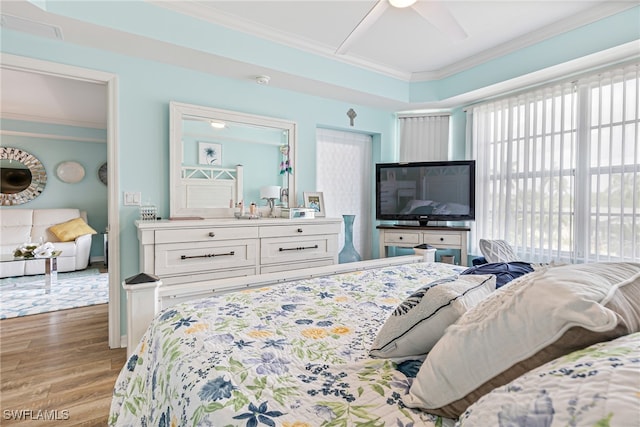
[49,218,97,242]
[0,209,34,250]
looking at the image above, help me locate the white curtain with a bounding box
[399,115,450,162]
[316,128,372,260]
[471,62,639,263]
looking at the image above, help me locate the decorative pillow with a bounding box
[49,217,97,242]
[478,239,519,263]
[460,261,534,288]
[404,262,640,419]
[369,275,496,358]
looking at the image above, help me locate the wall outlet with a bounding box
[124,191,141,206]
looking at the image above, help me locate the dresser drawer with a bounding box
[423,233,462,246]
[259,222,340,238]
[384,232,420,245]
[261,234,338,265]
[155,239,258,276]
[155,226,257,244]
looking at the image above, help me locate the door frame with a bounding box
[2,53,121,348]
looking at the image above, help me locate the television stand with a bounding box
[377,225,470,266]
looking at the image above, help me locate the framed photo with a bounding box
[303,192,325,217]
[198,142,222,165]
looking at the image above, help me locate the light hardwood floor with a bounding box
[0,304,127,426]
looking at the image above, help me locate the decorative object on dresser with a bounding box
[338,214,361,263]
[303,191,325,217]
[0,147,47,206]
[260,185,281,217]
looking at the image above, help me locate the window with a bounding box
[471,63,639,263]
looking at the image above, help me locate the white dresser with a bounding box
[377,225,470,266]
[136,217,342,288]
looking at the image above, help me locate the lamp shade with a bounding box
[260,185,281,200]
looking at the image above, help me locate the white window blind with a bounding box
[399,115,450,161]
[471,62,639,263]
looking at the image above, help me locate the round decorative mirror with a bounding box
[0,147,47,206]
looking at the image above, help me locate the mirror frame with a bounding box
[0,146,47,206]
[169,101,297,218]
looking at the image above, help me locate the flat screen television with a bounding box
[376,160,475,226]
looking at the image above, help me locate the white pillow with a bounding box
[404,262,640,419]
[369,275,496,358]
[479,239,519,263]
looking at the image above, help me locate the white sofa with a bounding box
[0,208,93,278]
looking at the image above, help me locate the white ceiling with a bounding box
[0,0,636,127]
[0,68,107,129]
[155,0,632,80]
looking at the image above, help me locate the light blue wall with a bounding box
[1,28,398,334]
[1,119,108,260]
[1,3,637,335]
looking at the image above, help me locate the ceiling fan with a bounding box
[336,0,468,54]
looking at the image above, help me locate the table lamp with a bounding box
[260,185,281,217]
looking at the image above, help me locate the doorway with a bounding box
[1,54,121,348]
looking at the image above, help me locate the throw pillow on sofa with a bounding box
[49,217,97,242]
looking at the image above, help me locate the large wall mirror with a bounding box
[0,147,47,206]
[170,102,297,218]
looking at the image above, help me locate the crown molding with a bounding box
[0,129,107,144]
[411,1,638,82]
[0,111,106,130]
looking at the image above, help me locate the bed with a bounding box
[109,260,640,427]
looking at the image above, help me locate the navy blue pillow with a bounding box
[460,262,534,288]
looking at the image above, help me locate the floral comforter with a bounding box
[109,262,462,427]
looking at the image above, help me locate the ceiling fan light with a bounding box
[389,0,416,8]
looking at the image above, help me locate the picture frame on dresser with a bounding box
[303,191,325,217]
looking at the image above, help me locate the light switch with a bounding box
[124,191,141,206]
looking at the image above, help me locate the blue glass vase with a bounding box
[339,214,362,263]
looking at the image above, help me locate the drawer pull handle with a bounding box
[279,244,318,252]
[440,237,444,241]
[208,232,215,237]
[399,236,403,240]
[297,228,303,233]
[181,251,235,260]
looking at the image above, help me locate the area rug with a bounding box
[0,268,109,319]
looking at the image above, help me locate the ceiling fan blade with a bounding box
[336,0,389,54]
[412,1,467,41]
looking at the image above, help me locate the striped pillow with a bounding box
[370,275,496,358]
